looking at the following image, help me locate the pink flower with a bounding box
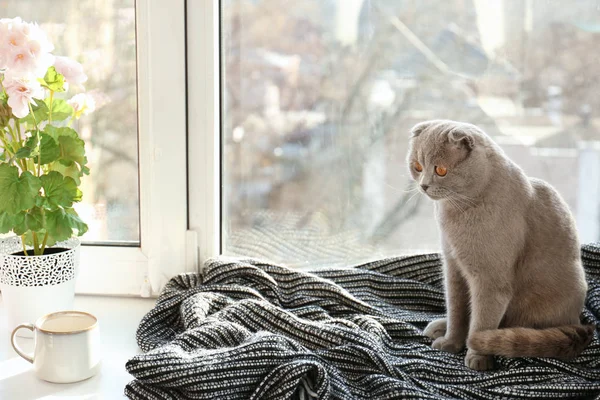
[6,45,38,74]
[25,22,53,53]
[53,56,87,87]
[4,18,28,49]
[25,40,55,75]
[22,22,54,74]
[4,75,44,118]
[0,17,54,76]
[67,93,96,117]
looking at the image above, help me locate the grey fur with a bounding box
[408,120,589,370]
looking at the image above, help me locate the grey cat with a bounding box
[407,120,595,370]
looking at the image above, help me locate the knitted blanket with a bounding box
[125,245,600,399]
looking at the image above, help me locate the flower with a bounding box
[6,45,38,74]
[53,56,87,88]
[3,75,44,118]
[4,18,28,49]
[1,18,54,76]
[22,22,54,74]
[24,22,53,54]
[0,17,54,76]
[67,93,96,117]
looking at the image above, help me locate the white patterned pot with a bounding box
[0,236,80,338]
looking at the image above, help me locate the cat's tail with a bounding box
[467,324,596,359]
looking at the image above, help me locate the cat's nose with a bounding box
[421,184,429,192]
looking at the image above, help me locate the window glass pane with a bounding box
[222,0,600,266]
[3,0,140,244]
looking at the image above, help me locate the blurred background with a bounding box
[5,1,600,267]
[221,0,600,266]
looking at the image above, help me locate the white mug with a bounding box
[11,311,101,383]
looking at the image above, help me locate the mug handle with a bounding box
[11,324,35,363]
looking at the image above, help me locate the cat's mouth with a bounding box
[425,190,462,202]
[421,189,444,200]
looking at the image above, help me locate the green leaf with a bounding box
[34,194,47,208]
[19,100,49,124]
[14,133,59,164]
[59,136,86,165]
[12,208,44,235]
[44,126,89,182]
[44,125,78,141]
[25,207,45,232]
[44,233,57,247]
[39,133,60,164]
[39,66,66,92]
[66,208,88,237]
[0,164,41,214]
[56,137,88,180]
[46,208,87,242]
[0,212,14,234]
[0,150,6,162]
[11,212,27,235]
[14,146,32,159]
[52,162,83,185]
[15,135,38,159]
[45,210,71,242]
[47,99,73,121]
[40,172,81,210]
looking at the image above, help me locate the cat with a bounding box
[407,119,595,370]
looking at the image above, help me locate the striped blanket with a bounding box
[125,244,600,399]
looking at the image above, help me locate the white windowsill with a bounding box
[0,294,155,399]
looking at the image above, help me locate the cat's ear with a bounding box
[410,121,430,138]
[447,128,475,151]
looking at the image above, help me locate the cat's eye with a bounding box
[414,161,423,172]
[435,166,448,177]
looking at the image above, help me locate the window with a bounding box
[4,0,140,244]
[3,0,189,295]
[4,1,599,293]
[220,0,600,266]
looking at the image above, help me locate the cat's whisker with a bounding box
[445,189,478,207]
[453,192,479,205]
[446,197,460,210]
[453,200,466,214]
[385,182,419,194]
[452,196,475,210]
[444,196,457,212]
[448,189,476,199]
[406,190,421,204]
[443,195,465,213]
[453,193,478,205]
[446,189,476,201]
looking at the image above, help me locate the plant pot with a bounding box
[0,236,80,338]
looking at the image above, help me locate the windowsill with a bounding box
[0,294,155,399]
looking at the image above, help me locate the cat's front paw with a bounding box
[432,335,464,353]
[465,349,494,371]
[424,318,447,339]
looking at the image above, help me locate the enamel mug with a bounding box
[11,311,101,383]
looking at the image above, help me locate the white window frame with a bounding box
[187,0,221,268]
[76,0,191,296]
